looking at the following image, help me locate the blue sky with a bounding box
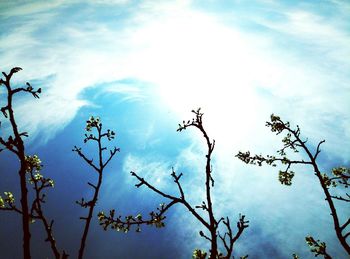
[0,0,349,258]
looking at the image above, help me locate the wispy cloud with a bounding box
[2,0,349,157]
[123,153,174,191]
[1,1,349,257]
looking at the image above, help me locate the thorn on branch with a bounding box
[195,201,208,211]
[76,197,93,208]
[87,182,97,190]
[135,181,144,188]
[1,107,8,118]
[199,230,212,242]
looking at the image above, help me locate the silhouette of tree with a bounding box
[0,67,35,258]
[99,108,249,258]
[236,114,350,258]
[73,116,119,259]
[0,67,67,258]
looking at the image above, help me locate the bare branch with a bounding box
[171,168,185,199]
[331,195,350,202]
[131,171,181,201]
[199,230,212,242]
[219,215,249,258]
[109,109,248,258]
[314,140,325,160]
[0,136,19,155]
[131,170,210,230]
[72,146,99,173]
[345,232,350,240]
[87,182,97,190]
[341,218,350,231]
[74,116,119,259]
[102,147,120,169]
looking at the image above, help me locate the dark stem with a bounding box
[132,172,210,230]
[199,124,217,258]
[3,70,31,259]
[31,172,62,259]
[78,125,104,259]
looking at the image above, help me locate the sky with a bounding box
[0,0,349,258]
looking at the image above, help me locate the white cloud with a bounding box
[1,2,349,256]
[15,93,87,143]
[1,1,349,160]
[0,1,65,17]
[123,153,174,191]
[260,9,350,66]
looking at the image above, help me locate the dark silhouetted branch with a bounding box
[306,236,332,259]
[237,114,350,256]
[98,201,178,232]
[101,108,248,258]
[73,116,119,259]
[26,155,67,259]
[0,67,43,259]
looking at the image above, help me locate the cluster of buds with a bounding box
[331,167,349,188]
[29,172,54,187]
[0,191,15,208]
[267,114,289,134]
[278,170,295,186]
[98,204,166,233]
[192,249,207,259]
[85,116,101,132]
[105,129,116,141]
[25,155,54,188]
[305,235,328,257]
[98,210,143,233]
[236,151,277,167]
[25,155,42,172]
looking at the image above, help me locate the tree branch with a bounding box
[237,114,350,255]
[75,116,119,259]
[72,146,99,173]
[102,147,120,169]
